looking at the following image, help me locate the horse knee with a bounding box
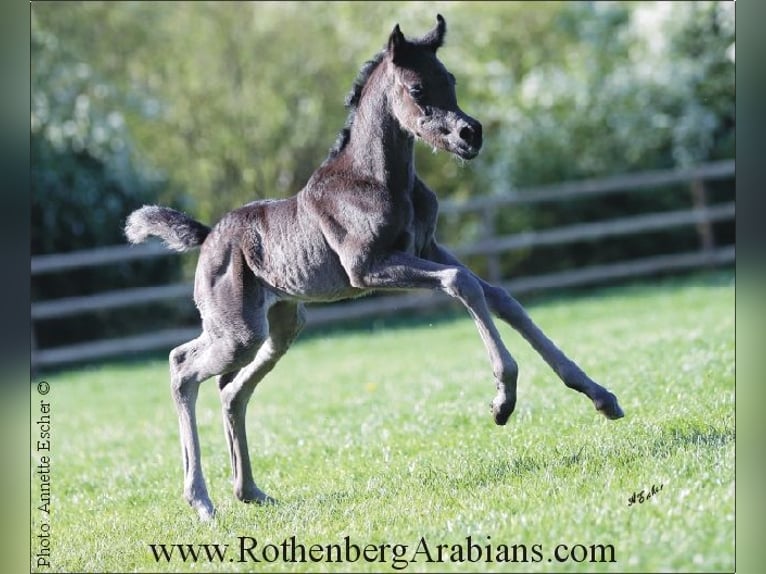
[220,391,247,417]
[169,347,196,399]
[443,268,483,303]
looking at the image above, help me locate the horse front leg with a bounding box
[425,242,624,419]
[351,252,518,424]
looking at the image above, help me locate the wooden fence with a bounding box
[31,160,735,369]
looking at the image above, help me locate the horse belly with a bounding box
[255,227,361,302]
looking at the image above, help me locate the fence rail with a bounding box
[453,202,735,257]
[31,160,735,369]
[31,242,171,274]
[438,159,735,214]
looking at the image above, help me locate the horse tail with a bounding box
[124,205,211,252]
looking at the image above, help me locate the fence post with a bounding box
[690,178,715,265]
[481,205,501,284]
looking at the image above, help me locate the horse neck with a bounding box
[345,65,415,194]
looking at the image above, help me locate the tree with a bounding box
[32,10,187,348]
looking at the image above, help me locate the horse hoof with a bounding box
[246,495,279,506]
[238,487,279,506]
[594,392,624,420]
[193,502,216,521]
[490,394,516,426]
[185,490,216,521]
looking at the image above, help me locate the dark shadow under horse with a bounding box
[126,14,624,521]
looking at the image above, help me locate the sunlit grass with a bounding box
[31,274,734,572]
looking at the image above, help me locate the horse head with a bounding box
[385,15,483,160]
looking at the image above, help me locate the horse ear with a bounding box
[419,14,446,51]
[387,23,407,62]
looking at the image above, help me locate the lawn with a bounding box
[30,273,735,572]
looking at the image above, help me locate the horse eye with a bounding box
[408,85,424,100]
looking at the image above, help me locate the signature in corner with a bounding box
[627,483,664,507]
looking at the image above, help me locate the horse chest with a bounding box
[393,215,416,255]
[392,195,435,256]
[347,189,416,249]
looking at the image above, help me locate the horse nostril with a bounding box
[459,126,476,146]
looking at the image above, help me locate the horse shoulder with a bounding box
[300,172,397,239]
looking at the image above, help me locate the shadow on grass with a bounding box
[406,421,734,492]
[251,418,734,514]
[641,423,735,459]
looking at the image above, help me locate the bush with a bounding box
[31,17,190,349]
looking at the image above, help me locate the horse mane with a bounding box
[323,49,387,164]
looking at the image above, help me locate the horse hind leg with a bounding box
[170,323,267,520]
[169,336,216,521]
[218,301,306,505]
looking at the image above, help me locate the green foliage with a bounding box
[31,2,734,219]
[468,2,734,192]
[31,12,189,347]
[32,275,734,571]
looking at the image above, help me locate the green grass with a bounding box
[30,274,735,572]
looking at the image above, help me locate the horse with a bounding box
[125,14,624,521]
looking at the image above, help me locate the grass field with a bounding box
[30,273,735,572]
